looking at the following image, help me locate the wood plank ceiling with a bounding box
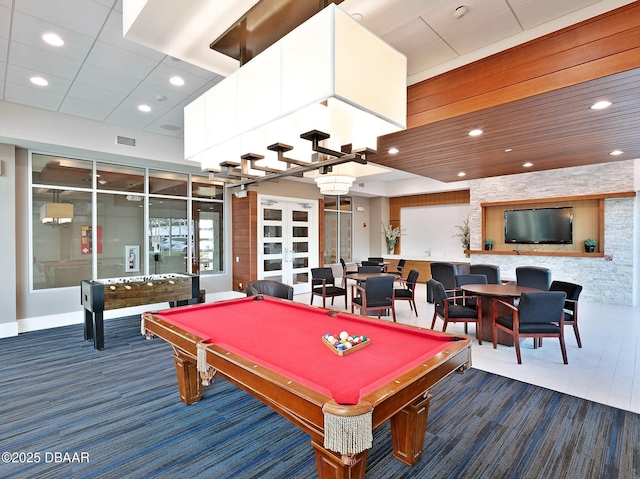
[375,67,640,183]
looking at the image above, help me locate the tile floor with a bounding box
[294,281,640,414]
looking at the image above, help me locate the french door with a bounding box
[258,195,318,294]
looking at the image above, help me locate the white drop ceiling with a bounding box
[0,0,635,186]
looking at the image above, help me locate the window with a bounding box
[31,153,225,290]
[323,195,353,264]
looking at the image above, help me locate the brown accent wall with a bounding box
[231,191,258,292]
[407,2,640,129]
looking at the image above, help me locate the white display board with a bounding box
[400,204,470,258]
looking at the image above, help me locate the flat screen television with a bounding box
[504,207,573,244]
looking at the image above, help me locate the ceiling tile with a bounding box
[5,63,72,95]
[98,10,166,62]
[85,41,158,80]
[8,42,82,80]
[420,0,512,38]
[511,0,601,30]
[406,40,458,76]
[75,63,142,95]
[66,81,126,107]
[4,81,64,110]
[0,5,10,40]
[105,107,162,130]
[143,62,215,94]
[14,0,110,37]
[381,18,439,54]
[129,80,188,110]
[59,96,113,121]
[443,10,523,55]
[0,36,7,63]
[10,11,95,62]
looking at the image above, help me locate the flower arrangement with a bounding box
[382,223,403,252]
[453,217,470,251]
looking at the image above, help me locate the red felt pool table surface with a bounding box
[142,295,471,479]
[148,296,460,405]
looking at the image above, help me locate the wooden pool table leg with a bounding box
[173,353,203,405]
[311,441,367,479]
[390,393,432,466]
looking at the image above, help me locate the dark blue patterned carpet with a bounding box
[0,315,637,478]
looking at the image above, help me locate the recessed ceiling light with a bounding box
[468,129,483,137]
[42,33,64,46]
[351,13,363,22]
[388,147,399,154]
[523,162,534,167]
[590,101,612,110]
[504,148,513,152]
[30,76,48,86]
[457,172,466,177]
[170,76,185,86]
[610,150,624,156]
[138,104,151,112]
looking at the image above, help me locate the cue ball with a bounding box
[339,331,349,340]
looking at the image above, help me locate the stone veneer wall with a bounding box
[468,161,636,305]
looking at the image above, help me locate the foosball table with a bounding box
[81,274,200,350]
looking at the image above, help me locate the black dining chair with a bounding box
[428,278,482,344]
[493,291,567,364]
[352,275,396,322]
[516,266,552,290]
[340,258,357,287]
[428,262,460,303]
[358,265,382,273]
[310,267,347,309]
[549,280,583,347]
[470,264,502,284]
[246,280,294,300]
[394,269,419,316]
[454,274,488,309]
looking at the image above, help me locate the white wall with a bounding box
[401,204,470,258]
[0,144,17,336]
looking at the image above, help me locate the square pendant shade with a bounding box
[40,203,74,224]
[184,3,407,174]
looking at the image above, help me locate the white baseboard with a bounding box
[5,291,246,338]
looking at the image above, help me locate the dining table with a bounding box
[460,283,541,346]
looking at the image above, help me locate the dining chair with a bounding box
[515,266,552,290]
[340,258,357,287]
[428,262,460,303]
[394,269,419,316]
[549,280,583,347]
[428,278,482,344]
[358,265,382,273]
[469,264,502,284]
[390,258,406,277]
[493,291,568,364]
[351,275,396,322]
[454,274,488,309]
[245,279,294,300]
[310,267,347,308]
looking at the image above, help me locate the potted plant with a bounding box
[584,238,597,253]
[382,223,403,254]
[453,217,470,252]
[484,239,494,251]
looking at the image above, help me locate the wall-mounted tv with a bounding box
[504,207,573,244]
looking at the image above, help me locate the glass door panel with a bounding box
[258,197,317,294]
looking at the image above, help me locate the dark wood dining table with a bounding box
[460,284,541,346]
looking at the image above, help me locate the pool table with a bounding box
[142,296,471,479]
